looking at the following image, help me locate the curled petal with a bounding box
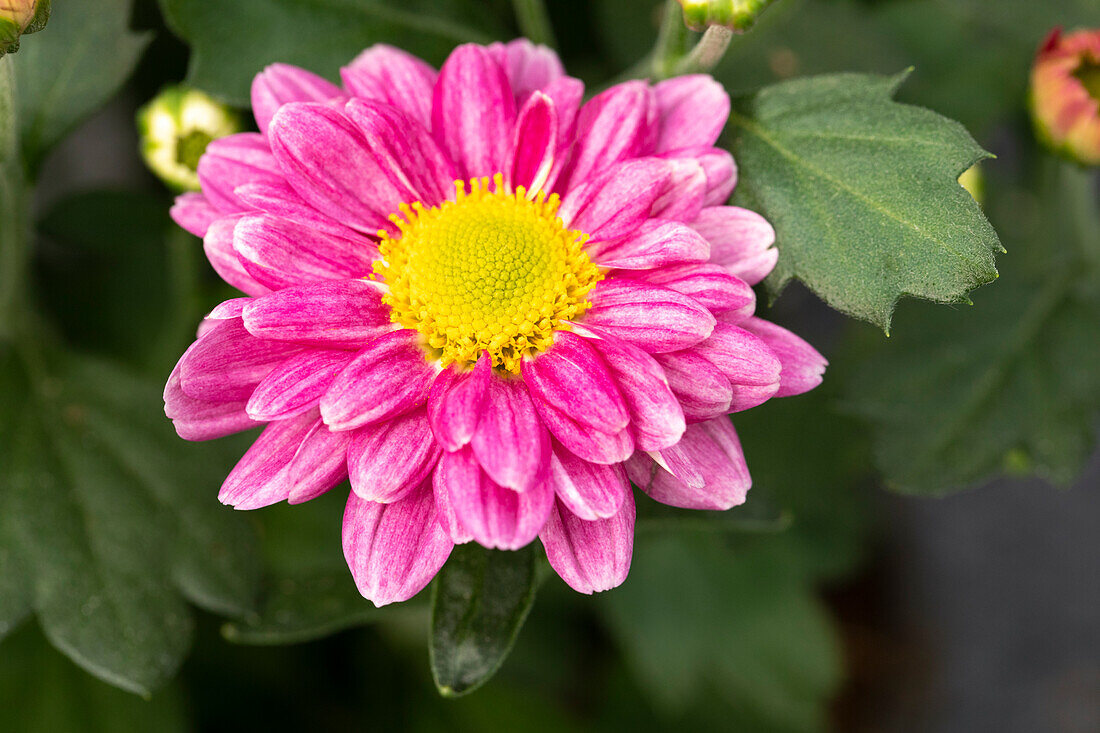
[693,322,781,411]
[252,63,343,136]
[540,492,635,594]
[433,462,474,544]
[559,158,673,241]
[490,38,565,102]
[219,411,320,510]
[651,158,707,222]
[547,444,628,521]
[348,407,441,503]
[653,75,730,152]
[171,193,219,238]
[625,263,754,316]
[203,216,270,296]
[655,351,733,422]
[343,488,453,607]
[530,388,635,464]
[246,349,354,421]
[522,331,629,435]
[691,206,777,285]
[509,91,558,194]
[470,377,549,493]
[739,317,827,398]
[582,278,716,353]
[286,421,353,504]
[164,361,258,441]
[589,219,710,270]
[427,353,491,452]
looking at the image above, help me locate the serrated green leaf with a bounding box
[159,0,510,106]
[729,71,1002,331]
[845,163,1100,494]
[430,543,538,697]
[12,0,149,170]
[0,347,261,693]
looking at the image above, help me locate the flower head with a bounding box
[677,0,775,32]
[1030,27,1100,166]
[165,41,826,606]
[0,0,49,56]
[137,85,243,191]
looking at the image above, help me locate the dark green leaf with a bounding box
[0,347,261,693]
[159,0,510,105]
[845,163,1100,494]
[430,543,538,697]
[729,71,1002,331]
[12,0,150,170]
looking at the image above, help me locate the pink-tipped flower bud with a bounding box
[0,0,49,57]
[1029,27,1100,167]
[677,0,775,32]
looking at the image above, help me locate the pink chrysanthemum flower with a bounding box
[164,40,826,606]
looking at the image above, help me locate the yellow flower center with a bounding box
[373,174,603,373]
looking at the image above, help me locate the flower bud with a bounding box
[0,0,50,57]
[958,165,984,206]
[136,85,242,192]
[677,0,775,32]
[1029,27,1100,167]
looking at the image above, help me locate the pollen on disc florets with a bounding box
[372,174,603,373]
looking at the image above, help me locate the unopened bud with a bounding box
[136,85,242,191]
[1029,27,1100,167]
[0,0,50,57]
[958,165,984,205]
[677,0,775,32]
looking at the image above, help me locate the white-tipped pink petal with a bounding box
[588,219,710,270]
[739,317,827,397]
[197,133,284,214]
[490,38,565,102]
[246,349,354,421]
[582,278,716,353]
[586,334,686,451]
[626,417,750,510]
[164,361,259,441]
[268,102,407,234]
[340,44,438,128]
[559,158,673,242]
[564,80,653,188]
[343,98,459,208]
[233,180,365,241]
[540,492,635,594]
[427,353,491,452]
[320,330,434,431]
[242,279,392,349]
[438,448,554,550]
[626,263,754,316]
[432,43,517,179]
[547,444,628,521]
[178,317,303,402]
[693,323,781,411]
[286,421,352,504]
[691,205,777,285]
[233,214,376,290]
[206,298,250,321]
[655,351,733,422]
[542,76,584,145]
[252,63,343,136]
[653,75,730,152]
[530,393,635,465]
[433,462,474,544]
[171,193,220,238]
[651,158,707,222]
[348,407,441,503]
[696,147,737,206]
[470,377,549,493]
[343,488,453,607]
[219,411,319,510]
[203,216,271,296]
[508,91,558,194]
[521,331,629,435]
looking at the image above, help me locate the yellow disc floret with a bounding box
[373,174,603,373]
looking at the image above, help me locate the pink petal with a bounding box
[542,76,584,148]
[693,322,781,411]
[348,407,441,503]
[697,147,737,206]
[739,317,827,398]
[219,411,319,509]
[203,215,271,296]
[653,75,730,152]
[268,102,406,234]
[427,353,491,452]
[625,263,754,315]
[589,219,710,270]
[341,44,438,128]
[508,91,558,194]
[252,63,343,136]
[343,488,453,607]
[559,158,672,241]
[469,377,549,493]
[432,43,517,179]
[164,361,259,441]
[563,80,653,189]
[489,39,564,102]
[547,443,628,520]
[521,331,629,434]
[286,420,352,504]
[246,349,355,421]
[343,98,459,208]
[530,392,635,465]
[242,279,393,349]
[691,205,777,285]
[197,133,283,214]
[233,214,376,290]
[206,297,250,320]
[438,448,554,550]
[171,193,220,238]
[320,330,434,430]
[650,158,707,222]
[582,278,716,353]
[433,462,474,544]
[540,492,635,594]
[179,317,303,402]
[654,350,733,422]
[234,180,366,241]
[586,333,685,451]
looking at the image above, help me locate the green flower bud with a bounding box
[677,0,775,33]
[136,85,242,192]
[0,0,50,57]
[958,165,984,206]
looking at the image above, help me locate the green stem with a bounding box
[510,0,556,48]
[671,25,734,75]
[1060,163,1100,270]
[0,58,30,342]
